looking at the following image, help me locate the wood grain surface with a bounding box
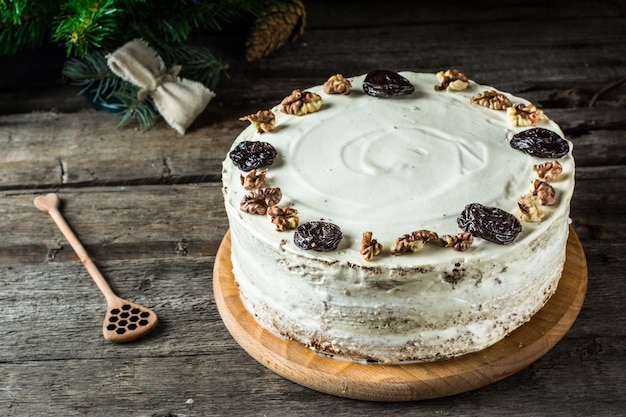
[1,0,625,415]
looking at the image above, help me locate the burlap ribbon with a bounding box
[106,39,215,134]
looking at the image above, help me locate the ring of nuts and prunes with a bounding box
[230,72,571,254]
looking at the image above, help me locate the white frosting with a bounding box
[222,72,575,363]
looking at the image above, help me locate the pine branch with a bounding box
[63,49,159,130]
[0,0,60,55]
[112,83,159,132]
[62,49,116,99]
[1,0,31,25]
[53,0,121,57]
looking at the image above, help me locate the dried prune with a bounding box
[510,128,569,158]
[363,70,415,98]
[294,221,342,251]
[457,203,522,245]
[229,141,277,171]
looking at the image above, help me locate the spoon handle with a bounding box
[34,193,118,302]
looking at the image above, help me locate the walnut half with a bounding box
[506,103,546,127]
[439,232,474,252]
[470,90,512,110]
[518,193,545,222]
[324,74,352,95]
[240,169,267,190]
[391,230,439,255]
[531,179,557,206]
[360,231,382,261]
[267,206,299,231]
[239,109,276,133]
[280,89,323,116]
[240,187,282,215]
[434,69,470,92]
[533,160,563,183]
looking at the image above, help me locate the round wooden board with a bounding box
[213,227,587,402]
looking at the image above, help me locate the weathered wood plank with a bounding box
[0,111,235,189]
[1,105,625,191]
[303,0,624,30]
[550,106,626,130]
[0,184,228,265]
[0,328,624,416]
[1,239,624,415]
[571,166,626,240]
[569,131,626,168]
[1,338,624,417]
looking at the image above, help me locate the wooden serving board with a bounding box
[213,227,588,402]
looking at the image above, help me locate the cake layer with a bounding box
[222,72,575,363]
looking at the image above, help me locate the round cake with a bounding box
[221,70,575,363]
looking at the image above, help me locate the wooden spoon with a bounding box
[34,193,158,343]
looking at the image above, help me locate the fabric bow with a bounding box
[106,39,215,134]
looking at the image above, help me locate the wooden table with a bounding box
[1,1,625,415]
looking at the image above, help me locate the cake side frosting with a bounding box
[221,71,575,363]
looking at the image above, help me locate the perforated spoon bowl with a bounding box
[34,193,158,342]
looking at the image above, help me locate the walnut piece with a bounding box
[506,103,546,127]
[267,206,299,231]
[239,109,276,133]
[439,232,474,252]
[240,169,267,190]
[434,69,470,92]
[240,187,282,215]
[360,231,382,261]
[533,160,563,182]
[518,193,545,222]
[323,74,352,95]
[391,230,439,255]
[280,89,323,116]
[531,179,557,206]
[470,90,512,110]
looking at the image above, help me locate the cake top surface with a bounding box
[222,71,575,267]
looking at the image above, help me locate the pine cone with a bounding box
[245,0,306,62]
